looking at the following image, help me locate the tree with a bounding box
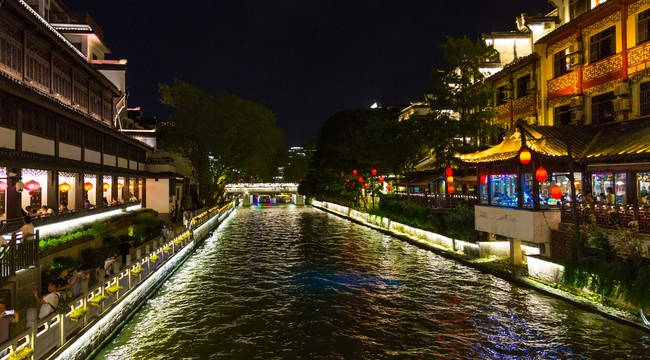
[430,37,499,148]
[158,80,285,203]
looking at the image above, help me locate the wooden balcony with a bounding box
[547,71,578,100]
[582,53,624,90]
[395,192,477,209]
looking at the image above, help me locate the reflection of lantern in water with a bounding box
[84,182,93,191]
[551,185,562,200]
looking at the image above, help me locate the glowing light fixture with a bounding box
[519,149,531,164]
[371,169,377,176]
[138,183,142,189]
[24,180,40,191]
[129,184,134,190]
[447,176,454,184]
[103,183,110,191]
[480,174,487,184]
[340,172,344,177]
[551,185,562,200]
[358,177,363,183]
[535,167,547,182]
[448,185,455,194]
[445,168,453,177]
[386,184,392,191]
[58,182,71,192]
[118,183,124,189]
[379,176,384,183]
[0,181,6,192]
[364,183,369,189]
[353,170,358,176]
[84,182,93,191]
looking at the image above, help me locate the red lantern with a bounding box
[118,183,124,189]
[519,149,531,164]
[447,176,454,184]
[103,182,110,191]
[340,172,344,177]
[379,176,384,183]
[353,170,358,175]
[480,174,487,184]
[84,182,93,191]
[551,185,563,200]
[358,177,363,183]
[24,180,40,191]
[386,184,392,191]
[58,182,71,192]
[28,190,35,196]
[0,181,6,192]
[138,183,143,189]
[448,185,455,194]
[445,168,453,177]
[535,167,547,182]
[364,183,369,189]
[371,169,377,176]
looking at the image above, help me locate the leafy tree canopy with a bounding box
[158,80,285,202]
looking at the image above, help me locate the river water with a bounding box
[94,205,650,359]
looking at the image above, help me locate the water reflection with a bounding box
[95,205,650,359]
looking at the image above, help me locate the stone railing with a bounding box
[0,202,235,360]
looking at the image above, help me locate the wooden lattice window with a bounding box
[89,83,102,117]
[52,55,72,101]
[639,9,650,45]
[84,129,102,151]
[0,93,16,129]
[554,49,570,78]
[73,71,88,111]
[117,142,128,158]
[22,106,55,138]
[59,120,82,146]
[0,18,22,76]
[104,137,117,155]
[102,92,112,123]
[25,36,50,90]
[640,82,650,116]
[589,26,616,64]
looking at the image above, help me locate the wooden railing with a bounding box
[0,231,40,286]
[560,202,650,233]
[394,192,477,209]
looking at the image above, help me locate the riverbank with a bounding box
[310,199,650,333]
[0,202,236,360]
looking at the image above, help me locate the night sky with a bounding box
[64,0,553,147]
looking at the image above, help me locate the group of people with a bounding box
[583,187,617,206]
[33,267,89,320]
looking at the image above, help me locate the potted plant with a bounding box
[163,247,171,253]
[70,307,89,321]
[90,295,107,306]
[9,347,34,360]
[132,268,143,275]
[150,255,160,263]
[106,285,123,295]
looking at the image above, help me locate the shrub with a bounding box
[443,204,475,241]
[89,221,115,239]
[131,212,163,245]
[369,193,442,233]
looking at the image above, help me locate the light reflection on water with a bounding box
[95,206,650,359]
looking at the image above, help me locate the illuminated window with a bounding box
[592,172,626,204]
[490,174,518,207]
[589,26,616,63]
[638,9,650,45]
[639,172,650,206]
[553,49,570,78]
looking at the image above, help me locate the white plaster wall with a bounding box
[0,127,15,149]
[59,143,81,161]
[129,161,137,170]
[84,149,101,164]
[527,256,564,284]
[145,178,170,215]
[22,134,54,156]
[478,241,510,258]
[103,154,116,167]
[118,157,128,168]
[474,206,561,243]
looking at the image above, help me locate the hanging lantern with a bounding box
[445,168,453,177]
[353,170,358,175]
[379,176,384,183]
[364,183,369,189]
[0,181,6,192]
[386,184,392,191]
[84,182,93,191]
[519,149,532,164]
[58,182,71,192]
[371,169,377,176]
[447,176,454,184]
[340,172,344,177]
[118,183,124,189]
[448,185,455,194]
[138,183,143,189]
[24,180,40,191]
[358,177,363,183]
[28,190,35,196]
[535,167,548,182]
[345,179,350,183]
[480,174,487,184]
[129,184,134,190]
[551,185,563,200]
[103,182,110,191]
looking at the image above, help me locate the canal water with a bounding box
[95,205,650,359]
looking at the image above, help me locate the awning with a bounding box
[408,172,443,187]
[454,175,477,185]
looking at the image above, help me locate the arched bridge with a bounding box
[225,183,303,205]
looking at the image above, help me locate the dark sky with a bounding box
[64,1,553,147]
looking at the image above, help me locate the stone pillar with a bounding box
[136,249,141,260]
[126,254,131,267]
[113,261,120,275]
[510,238,522,265]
